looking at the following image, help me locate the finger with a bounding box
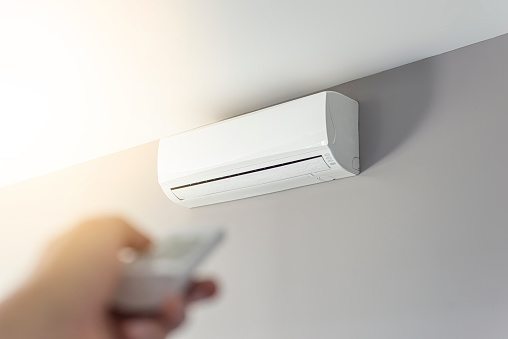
[120,319,168,339]
[161,295,186,331]
[186,280,218,302]
[118,220,151,251]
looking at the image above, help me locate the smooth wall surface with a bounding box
[1,34,508,339]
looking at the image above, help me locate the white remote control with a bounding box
[113,228,224,313]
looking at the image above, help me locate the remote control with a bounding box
[113,228,224,313]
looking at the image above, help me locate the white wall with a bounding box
[1,33,508,339]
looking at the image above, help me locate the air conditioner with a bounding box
[158,91,359,208]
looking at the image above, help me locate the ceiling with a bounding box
[1,0,508,187]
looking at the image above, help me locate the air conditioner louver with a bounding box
[171,156,329,200]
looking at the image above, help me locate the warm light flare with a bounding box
[0,1,200,188]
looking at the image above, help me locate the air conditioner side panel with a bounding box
[326,91,360,174]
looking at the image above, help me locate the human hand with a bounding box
[0,217,218,339]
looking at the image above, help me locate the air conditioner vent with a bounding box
[171,156,329,200]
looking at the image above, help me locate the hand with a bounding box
[0,217,218,339]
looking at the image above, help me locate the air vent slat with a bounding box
[171,156,329,200]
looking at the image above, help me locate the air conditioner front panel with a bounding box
[158,93,329,184]
[171,156,330,201]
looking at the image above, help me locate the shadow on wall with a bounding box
[329,58,436,171]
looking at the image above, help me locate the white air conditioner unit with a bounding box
[158,91,359,208]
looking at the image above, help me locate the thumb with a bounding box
[117,220,152,251]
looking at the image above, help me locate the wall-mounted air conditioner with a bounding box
[158,91,359,208]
